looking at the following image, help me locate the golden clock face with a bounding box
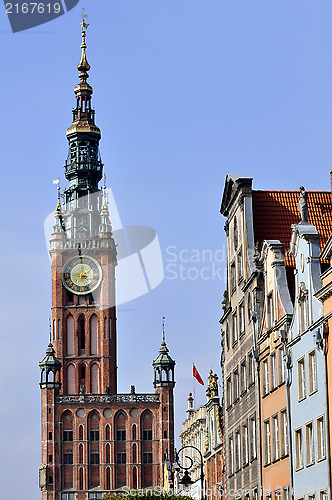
[62,256,102,295]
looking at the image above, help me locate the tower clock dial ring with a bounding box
[62,255,102,295]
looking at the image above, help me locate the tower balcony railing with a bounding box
[64,159,103,174]
[57,393,161,404]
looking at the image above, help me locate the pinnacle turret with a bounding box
[152,318,175,388]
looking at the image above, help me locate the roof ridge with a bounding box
[253,189,331,194]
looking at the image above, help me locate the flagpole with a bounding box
[193,362,195,410]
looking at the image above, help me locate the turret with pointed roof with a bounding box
[152,319,175,388]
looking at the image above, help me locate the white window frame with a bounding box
[278,347,286,385]
[272,414,279,461]
[305,420,315,466]
[308,349,318,395]
[316,415,326,461]
[240,358,247,394]
[229,436,234,475]
[243,423,249,466]
[250,415,257,460]
[294,427,303,470]
[297,357,306,401]
[263,358,269,396]
[280,408,288,457]
[270,352,277,390]
[264,419,271,465]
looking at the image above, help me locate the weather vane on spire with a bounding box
[81,7,89,35]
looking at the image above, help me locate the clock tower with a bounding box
[39,16,175,500]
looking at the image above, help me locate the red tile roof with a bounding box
[252,190,332,267]
[252,190,332,303]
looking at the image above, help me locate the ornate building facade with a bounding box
[220,175,332,499]
[39,20,175,500]
[204,372,224,500]
[179,394,207,500]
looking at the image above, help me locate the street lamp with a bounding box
[175,445,205,500]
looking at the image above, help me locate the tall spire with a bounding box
[66,10,100,138]
[62,12,104,239]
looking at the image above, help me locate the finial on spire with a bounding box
[49,316,52,345]
[77,8,90,79]
[162,316,166,344]
[102,175,109,208]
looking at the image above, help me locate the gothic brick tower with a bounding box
[39,17,175,500]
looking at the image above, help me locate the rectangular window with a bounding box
[271,414,279,461]
[226,376,232,408]
[90,430,100,442]
[297,357,306,401]
[282,487,290,500]
[250,415,257,460]
[305,421,315,466]
[143,429,152,441]
[267,293,274,329]
[299,293,308,333]
[116,430,126,441]
[262,359,269,396]
[264,419,271,465]
[63,430,73,442]
[270,353,277,391]
[63,453,73,465]
[235,430,241,471]
[280,409,288,457]
[278,347,285,385]
[294,428,303,470]
[308,350,317,394]
[243,423,249,465]
[239,301,245,337]
[230,261,236,292]
[90,453,100,465]
[232,311,238,344]
[248,351,255,386]
[240,359,247,394]
[116,452,126,464]
[317,416,326,461]
[233,369,239,402]
[62,495,75,500]
[237,249,243,282]
[143,452,153,464]
[229,436,234,475]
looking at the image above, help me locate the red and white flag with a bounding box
[193,364,204,385]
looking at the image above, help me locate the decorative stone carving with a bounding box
[57,393,160,404]
[298,186,309,223]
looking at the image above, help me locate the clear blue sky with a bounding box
[1,1,332,498]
